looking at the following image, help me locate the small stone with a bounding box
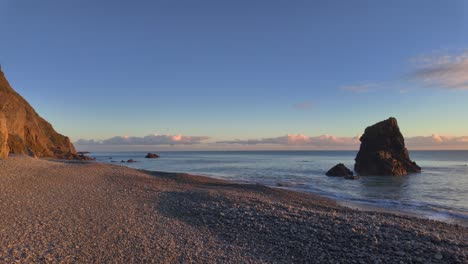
[431,234,441,243]
[434,253,443,260]
[395,251,405,257]
[415,257,424,263]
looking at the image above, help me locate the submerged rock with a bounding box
[145,152,160,159]
[354,117,421,176]
[326,163,354,177]
[0,67,88,160]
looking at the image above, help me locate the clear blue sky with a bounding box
[1,0,467,149]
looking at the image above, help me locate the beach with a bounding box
[0,156,466,263]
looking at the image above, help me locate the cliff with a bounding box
[0,67,84,160]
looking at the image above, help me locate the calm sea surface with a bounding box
[92,151,468,225]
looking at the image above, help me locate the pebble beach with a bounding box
[0,156,466,263]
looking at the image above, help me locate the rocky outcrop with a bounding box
[326,164,354,177]
[145,153,160,159]
[0,67,87,160]
[354,118,421,176]
[326,164,358,180]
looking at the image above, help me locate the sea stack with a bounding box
[0,67,86,160]
[354,117,421,176]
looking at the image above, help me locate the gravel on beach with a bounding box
[0,156,466,263]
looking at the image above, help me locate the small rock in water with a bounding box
[145,152,160,159]
[326,163,354,177]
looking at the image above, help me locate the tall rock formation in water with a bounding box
[0,67,83,159]
[354,117,421,176]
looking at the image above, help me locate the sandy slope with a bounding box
[0,156,466,263]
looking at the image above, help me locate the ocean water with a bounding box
[92,151,468,225]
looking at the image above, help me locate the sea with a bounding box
[92,151,468,226]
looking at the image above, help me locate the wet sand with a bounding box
[0,156,466,263]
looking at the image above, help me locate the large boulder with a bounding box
[326,163,354,177]
[0,67,88,160]
[354,117,421,176]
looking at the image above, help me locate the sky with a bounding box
[1,0,468,150]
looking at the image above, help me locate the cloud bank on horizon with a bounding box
[218,134,468,150]
[76,133,468,150]
[75,134,210,146]
[217,134,360,148]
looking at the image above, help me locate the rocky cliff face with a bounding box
[0,67,83,159]
[354,118,421,176]
[0,112,8,158]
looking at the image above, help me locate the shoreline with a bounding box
[217,177,468,228]
[132,166,468,228]
[0,156,467,262]
[93,150,468,228]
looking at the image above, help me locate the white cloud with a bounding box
[75,134,210,146]
[410,50,468,90]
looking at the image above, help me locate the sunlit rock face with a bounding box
[0,67,84,160]
[0,113,8,159]
[354,117,421,176]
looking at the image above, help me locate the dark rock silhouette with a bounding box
[0,67,89,160]
[326,164,354,177]
[145,153,160,159]
[354,117,421,176]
